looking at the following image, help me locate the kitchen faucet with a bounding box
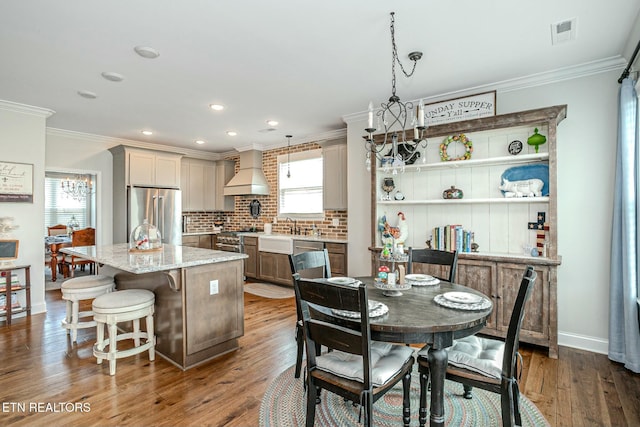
[285,217,299,235]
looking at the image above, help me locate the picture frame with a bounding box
[423,91,496,126]
[0,161,33,203]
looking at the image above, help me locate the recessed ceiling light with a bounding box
[134,46,160,59]
[226,131,237,136]
[141,130,153,136]
[101,71,124,82]
[266,120,279,127]
[210,104,225,111]
[195,139,205,145]
[77,90,97,99]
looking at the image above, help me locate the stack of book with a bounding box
[430,225,474,253]
[0,292,21,311]
[0,273,22,292]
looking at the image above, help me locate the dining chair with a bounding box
[295,276,415,427]
[62,227,96,278]
[407,247,458,282]
[417,266,537,427]
[47,224,67,236]
[288,249,332,379]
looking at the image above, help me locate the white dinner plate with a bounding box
[404,274,434,282]
[327,277,356,285]
[442,291,483,304]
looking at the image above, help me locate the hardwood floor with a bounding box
[0,290,638,427]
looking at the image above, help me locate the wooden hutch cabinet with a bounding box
[370,105,566,358]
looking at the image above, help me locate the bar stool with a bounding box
[60,274,115,343]
[92,289,155,376]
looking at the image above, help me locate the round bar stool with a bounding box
[92,289,155,376]
[61,274,115,343]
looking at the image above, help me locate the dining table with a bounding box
[312,275,493,427]
[45,235,71,281]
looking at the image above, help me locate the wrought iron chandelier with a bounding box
[61,175,93,201]
[364,12,428,174]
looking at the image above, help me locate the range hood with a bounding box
[223,150,270,196]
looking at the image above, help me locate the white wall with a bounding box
[345,69,620,354]
[0,102,53,315]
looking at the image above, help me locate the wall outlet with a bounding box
[209,280,219,295]
[332,218,339,227]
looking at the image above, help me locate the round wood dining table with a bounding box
[314,276,493,427]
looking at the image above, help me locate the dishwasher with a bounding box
[293,240,326,279]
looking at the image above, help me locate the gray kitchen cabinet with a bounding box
[258,251,291,286]
[215,160,235,212]
[325,242,347,276]
[181,158,217,212]
[322,142,347,210]
[243,236,258,279]
[111,145,182,188]
[182,234,214,249]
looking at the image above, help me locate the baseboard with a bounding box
[558,331,608,355]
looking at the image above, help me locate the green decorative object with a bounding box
[527,128,547,153]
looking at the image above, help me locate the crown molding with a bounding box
[342,56,627,124]
[0,100,55,118]
[46,128,223,160]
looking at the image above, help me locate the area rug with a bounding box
[244,282,295,299]
[260,364,550,427]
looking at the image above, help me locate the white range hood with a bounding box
[223,150,270,196]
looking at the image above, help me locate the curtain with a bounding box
[609,77,640,373]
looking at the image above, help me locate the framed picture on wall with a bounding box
[0,161,33,203]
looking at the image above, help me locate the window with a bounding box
[45,172,95,232]
[278,149,323,217]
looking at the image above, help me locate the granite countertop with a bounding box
[182,229,222,236]
[237,231,348,244]
[60,243,247,274]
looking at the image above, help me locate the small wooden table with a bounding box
[45,236,71,281]
[315,276,493,427]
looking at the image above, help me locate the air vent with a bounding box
[551,17,577,45]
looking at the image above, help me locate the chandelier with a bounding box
[364,12,428,174]
[61,175,93,201]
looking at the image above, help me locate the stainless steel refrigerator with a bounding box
[128,187,182,245]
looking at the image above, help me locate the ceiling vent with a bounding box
[551,18,577,45]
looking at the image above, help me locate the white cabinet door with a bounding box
[155,153,181,188]
[204,162,217,211]
[215,160,235,211]
[323,144,347,210]
[129,151,156,186]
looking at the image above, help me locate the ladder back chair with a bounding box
[407,247,458,282]
[295,276,415,427]
[47,224,67,236]
[417,266,537,427]
[63,227,96,277]
[288,249,331,379]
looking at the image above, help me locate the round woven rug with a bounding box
[260,365,550,427]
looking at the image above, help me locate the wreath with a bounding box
[440,134,473,161]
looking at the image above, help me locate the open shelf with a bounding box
[378,196,550,205]
[377,153,549,173]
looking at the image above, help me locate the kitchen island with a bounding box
[60,243,247,370]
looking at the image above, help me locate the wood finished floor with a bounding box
[0,290,638,427]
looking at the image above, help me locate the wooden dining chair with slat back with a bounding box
[63,227,96,278]
[47,224,67,236]
[288,249,331,379]
[407,247,458,282]
[295,276,415,427]
[416,266,537,427]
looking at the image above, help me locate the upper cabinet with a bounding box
[181,158,236,212]
[323,142,347,211]
[111,145,182,188]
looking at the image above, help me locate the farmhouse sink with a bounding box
[258,235,294,254]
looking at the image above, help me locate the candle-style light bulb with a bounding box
[367,102,374,129]
[418,98,425,127]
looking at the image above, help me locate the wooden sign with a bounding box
[423,91,496,126]
[0,161,33,203]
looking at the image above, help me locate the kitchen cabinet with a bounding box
[181,158,217,212]
[182,234,214,249]
[322,142,347,210]
[243,237,258,279]
[258,252,291,286]
[0,265,30,325]
[370,105,566,358]
[111,146,182,188]
[325,242,347,276]
[215,160,235,212]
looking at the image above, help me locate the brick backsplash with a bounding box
[183,141,348,239]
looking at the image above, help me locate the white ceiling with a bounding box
[1,0,639,154]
